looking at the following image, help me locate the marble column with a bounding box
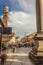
[36,0,43,32]
[40,0,43,31]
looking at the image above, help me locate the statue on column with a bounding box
[3,6,9,27]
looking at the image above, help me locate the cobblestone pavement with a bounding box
[1,47,35,65]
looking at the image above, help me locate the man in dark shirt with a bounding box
[1,53,7,65]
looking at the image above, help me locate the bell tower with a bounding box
[3,6,9,27]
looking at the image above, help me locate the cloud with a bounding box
[8,11,36,38]
[0,0,36,38]
[0,0,36,15]
[9,11,30,26]
[8,0,36,13]
[17,0,36,12]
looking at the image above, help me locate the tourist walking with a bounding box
[12,46,15,53]
[1,53,7,65]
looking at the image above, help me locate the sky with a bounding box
[0,0,37,38]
